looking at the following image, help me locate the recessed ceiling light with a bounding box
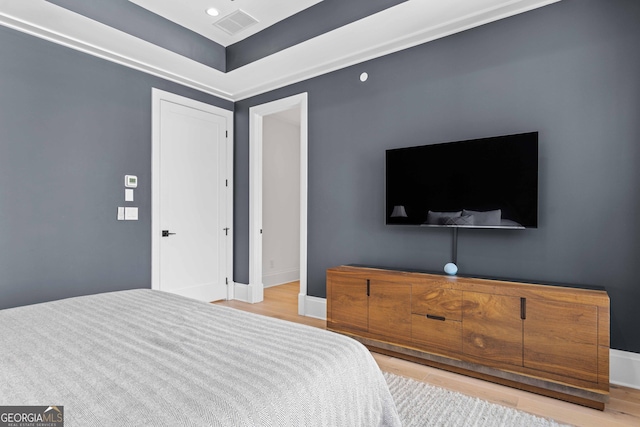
[206,8,220,17]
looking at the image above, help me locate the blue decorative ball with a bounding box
[444,262,458,276]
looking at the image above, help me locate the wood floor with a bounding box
[215,282,640,427]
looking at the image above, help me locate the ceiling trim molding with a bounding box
[226,0,407,71]
[46,0,227,71]
[0,7,234,101]
[232,0,563,100]
[0,0,562,102]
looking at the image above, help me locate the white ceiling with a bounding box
[0,0,562,101]
[129,0,323,47]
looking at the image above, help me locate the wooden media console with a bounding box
[326,265,610,409]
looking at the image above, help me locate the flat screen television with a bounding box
[386,132,538,229]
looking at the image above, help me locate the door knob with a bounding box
[162,230,177,237]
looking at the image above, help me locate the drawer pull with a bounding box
[426,314,446,321]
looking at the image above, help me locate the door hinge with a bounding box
[225,130,228,138]
[225,179,228,187]
[226,277,229,285]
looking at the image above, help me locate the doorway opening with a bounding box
[262,110,301,289]
[249,93,308,315]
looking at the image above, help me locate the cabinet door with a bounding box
[328,275,368,332]
[524,299,598,383]
[369,280,412,341]
[462,291,523,366]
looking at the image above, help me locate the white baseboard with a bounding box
[263,269,300,288]
[232,282,263,303]
[304,295,326,320]
[611,349,640,390]
[298,292,306,316]
[232,282,250,302]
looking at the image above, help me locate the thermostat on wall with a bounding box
[125,175,138,188]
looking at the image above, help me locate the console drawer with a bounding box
[412,314,462,355]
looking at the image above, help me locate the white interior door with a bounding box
[152,90,232,302]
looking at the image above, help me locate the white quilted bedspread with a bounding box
[0,289,400,426]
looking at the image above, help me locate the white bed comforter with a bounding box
[0,289,400,426]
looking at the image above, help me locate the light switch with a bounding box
[124,207,138,221]
[125,188,134,202]
[117,207,125,221]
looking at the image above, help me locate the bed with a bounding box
[0,289,400,426]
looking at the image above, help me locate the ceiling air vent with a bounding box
[214,10,259,36]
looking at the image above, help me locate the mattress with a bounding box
[0,289,400,426]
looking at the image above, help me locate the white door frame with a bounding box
[249,93,308,315]
[151,88,234,299]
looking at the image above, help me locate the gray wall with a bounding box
[2,0,639,354]
[235,0,640,353]
[0,25,231,309]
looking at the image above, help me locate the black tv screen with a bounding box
[386,132,538,228]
